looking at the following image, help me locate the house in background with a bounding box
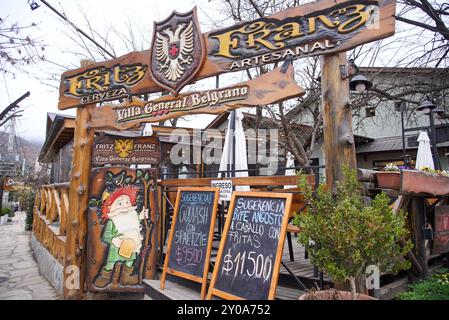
[38,112,297,183]
[294,67,449,170]
[39,67,449,181]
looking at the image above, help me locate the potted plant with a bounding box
[0,208,11,225]
[374,163,401,189]
[293,167,412,300]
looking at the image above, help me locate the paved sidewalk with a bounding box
[0,211,59,300]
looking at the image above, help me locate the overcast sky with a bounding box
[0,0,442,144]
[0,0,229,143]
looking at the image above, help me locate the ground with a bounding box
[0,211,59,300]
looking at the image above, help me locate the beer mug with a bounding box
[119,238,136,259]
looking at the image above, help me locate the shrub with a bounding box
[0,207,11,216]
[293,166,413,299]
[24,192,35,231]
[396,269,449,300]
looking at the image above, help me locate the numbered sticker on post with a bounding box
[211,180,233,201]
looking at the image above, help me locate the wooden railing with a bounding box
[33,183,70,264]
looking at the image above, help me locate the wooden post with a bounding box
[320,52,357,188]
[321,52,363,294]
[63,60,95,299]
[410,197,429,279]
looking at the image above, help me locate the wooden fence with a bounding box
[32,183,70,265]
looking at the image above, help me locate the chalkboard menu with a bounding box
[207,191,292,300]
[161,187,219,299]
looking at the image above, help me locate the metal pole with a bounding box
[401,106,406,161]
[429,110,441,170]
[230,110,236,174]
[0,177,4,212]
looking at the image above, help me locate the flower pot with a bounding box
[401,169,449,196]
[374,171,401,190]
[298,289,377,300]
[0,215,7,225]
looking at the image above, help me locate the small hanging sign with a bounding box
[92,135,160,166]
[211,180,233,201]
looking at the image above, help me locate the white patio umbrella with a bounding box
[218,110,250,191]
[415,131,435,171]
[284,152,297,189]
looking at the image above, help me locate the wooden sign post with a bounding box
[160,187,219,299]
[321,52,357,188]
[207,192,293,300]
[64,60,95,299]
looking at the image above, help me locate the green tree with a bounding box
[293,167,413,299]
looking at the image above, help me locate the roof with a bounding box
[206,112,230,129]
[39,113,76,163]
[356,134,449,154]
[359,67,449,75]
[206,111,314,135]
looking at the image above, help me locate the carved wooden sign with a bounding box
[87,167,159,292]
[89,64,304,130]
[58,0,396,110]
[149,8,205,95]
[92,135,160,166]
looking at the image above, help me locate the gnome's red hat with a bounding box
[101,186,138,221]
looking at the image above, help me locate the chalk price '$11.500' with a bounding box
[221,249,273,281]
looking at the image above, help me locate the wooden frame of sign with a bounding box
[161,187,219,299]
[207,191,293,300]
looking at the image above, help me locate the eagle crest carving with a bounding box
[150,8,205,95]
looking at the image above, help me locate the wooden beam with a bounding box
[410,197,429,279]
[321,52,359,293]
[89,65,304,129]
[320,52,357,188]
[159,174,315,188]
[64,60,95,299]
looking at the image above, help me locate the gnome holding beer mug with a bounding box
[94,186,148,288]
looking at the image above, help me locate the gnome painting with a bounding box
[87,167,158,292]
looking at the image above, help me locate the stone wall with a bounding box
[30,233,64,295]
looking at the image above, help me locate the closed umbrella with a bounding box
[284,152,297,189]
[415,131,435,171]
[218,110,250,191]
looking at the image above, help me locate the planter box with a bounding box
[299,290,376,300]
[374,171,401,190]
[0,215,7,225]
[401,170,449,196]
